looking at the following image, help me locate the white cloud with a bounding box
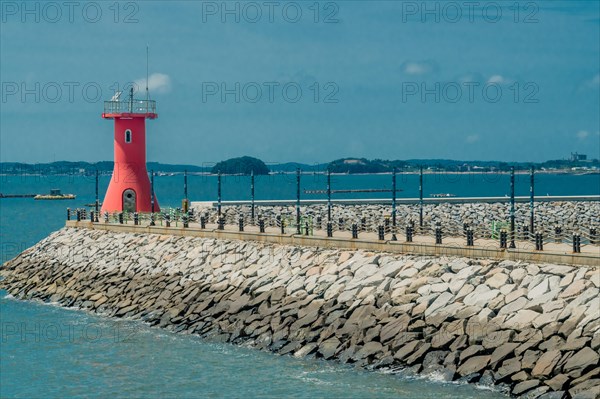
[585,73,600,88]
[487,75,513,85]
[577,130,589,140]
[466,134,480,144]
[134,73,172,94]
[402,61,437,76]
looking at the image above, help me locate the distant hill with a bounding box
[1,157,597,176]
[326,157,599,174]
[269,162,329,173]
[328,158,408,174]
[211,156,269,175]
[0,161,209,175]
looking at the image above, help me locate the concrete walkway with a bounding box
[65,220,600,267]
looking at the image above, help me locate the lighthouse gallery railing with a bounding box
[103,99,156,114]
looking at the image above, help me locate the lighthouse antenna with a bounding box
[128,87,134,112]
[146,44,150,102]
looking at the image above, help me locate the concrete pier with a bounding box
[2,226,599,398]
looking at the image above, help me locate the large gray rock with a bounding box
[512,380,540,395]
[463,285,500,308]
[424,292,454,317]
[495,357,522,380]
[490,342,520,365]
[531,350,562,378]
[318,337,341,360]
[457,355,490,376]
[564,347,600,374]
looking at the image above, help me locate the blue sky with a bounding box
[1,0,599,164]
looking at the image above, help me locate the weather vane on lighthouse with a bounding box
[100,46,159,215]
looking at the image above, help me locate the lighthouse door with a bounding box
[123,189,136,213]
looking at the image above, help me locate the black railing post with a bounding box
[339,217,344,230]
[251,170,255,224]
[327,222,333,238]
[467,228,474,246]
[76,209,81,222]
[406,225,413,242]
[119,212,123,224]
[217,171,222,217]
[184,169,188,200]
[509,166,516,248]
[150,170,156,226]
[391,167,397,241]
[530,166,534,234]
[573,234,581,253]
[95,169,99,213]
[151,170,155,214]
[182,169,189,213]
[419,166,424,229]
[259,218,265,233]
[327,169,332,223]
[183,213,189,228]
[500,230,507,249]
[555,225,562,243]
[316,216,322,230]
[165,214,170,227]
[199,215,205,229]
[218,216,224,230]
[535,232,543,251]
[67,208,71,221]
[352,223,358,239]
[304,221,309,236]
[435,222,442,244]
[238,216,244,232]
[378,225,385,240]
[90,211,94,222]
[134,212,139,225]
[296,168,301,235]
[590,228,597,245]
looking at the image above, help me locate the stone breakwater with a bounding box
[1,227,599,398]
[194,201,600,236]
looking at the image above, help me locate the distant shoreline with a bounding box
[1,170,598,177]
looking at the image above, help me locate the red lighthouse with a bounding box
[101,88,159,213]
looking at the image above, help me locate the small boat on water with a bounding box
[34,189,76,200]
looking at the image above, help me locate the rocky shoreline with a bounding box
[1,227,599,398]
[193,201,600,237]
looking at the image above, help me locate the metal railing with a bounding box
[68,205,599,255]
[103,99,156,114]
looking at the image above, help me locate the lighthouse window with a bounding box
[125,129,132,143]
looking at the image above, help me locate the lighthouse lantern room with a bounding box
[100,88,159,214]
